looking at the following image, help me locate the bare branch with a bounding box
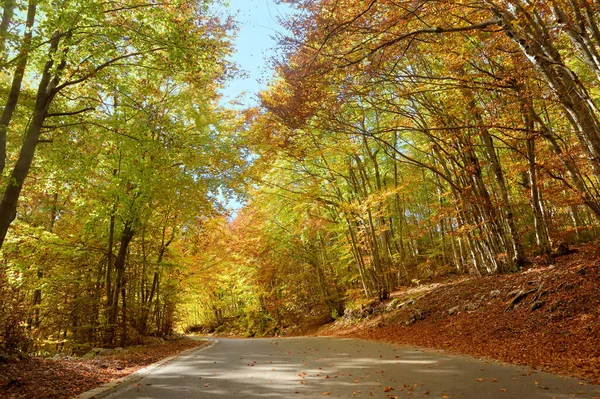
[46,107,95,118]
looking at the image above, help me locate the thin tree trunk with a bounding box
[462,85,524,266]
[106,221,135,345]
[106,212,115,309]
[526,137,552,256]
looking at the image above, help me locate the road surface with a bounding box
[106,337,599,399]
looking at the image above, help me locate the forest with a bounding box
[1,0,600,362]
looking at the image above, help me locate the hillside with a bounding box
[319,242,600,385]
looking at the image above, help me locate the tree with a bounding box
[0,0,233,248]
[0,0,243,353]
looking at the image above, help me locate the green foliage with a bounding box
[0,0,244,355]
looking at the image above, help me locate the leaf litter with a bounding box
[320,241,600,385]
[0,339,208,399]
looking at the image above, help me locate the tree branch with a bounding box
[54,47,167,92]
[336,19,501,69]
[46,107,95,118]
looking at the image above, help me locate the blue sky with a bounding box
[214,1,295,215]
[220,0,294,107]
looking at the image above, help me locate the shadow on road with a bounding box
[107,337,599,399]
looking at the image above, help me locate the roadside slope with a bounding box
[319,241,600,385]
[0,339,208,399]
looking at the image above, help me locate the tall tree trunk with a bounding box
[479,127,524,266]
[517,86,600,217]
[106,221,135,345]
[551,1,600,81]
[0,30,66,249]
[0,0,16,64]
[0,0,37,176]
[462,85,524,266]
[120,284,127,346]
[140,223,174,335]
[28,192,59,330]
[106,212,115,311]
[526,137,552,257]
[519,93,552,256]
[491,3,600,182]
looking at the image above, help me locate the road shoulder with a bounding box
[76,340,215,399]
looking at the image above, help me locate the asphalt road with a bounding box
[106,337,599,399]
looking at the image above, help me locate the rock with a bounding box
[97,348,114,356]
[372,306,385,315]
[554,241,573,256]
[344,308,367,320]
[363,300,386,315]
[51,354,64,360]
[564,283,574,291]
[405,309,426,326]
[448,306,460,316]
[489,290,501,298]
[142,337,166,345]
[388,298,401,309]
[465,302,478,311]
[531,301,545,311]
[505,288,537,312]
[82,351,96,359]
[414,309,425,320]
[404,316,416,326]
[87,347,115,357]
